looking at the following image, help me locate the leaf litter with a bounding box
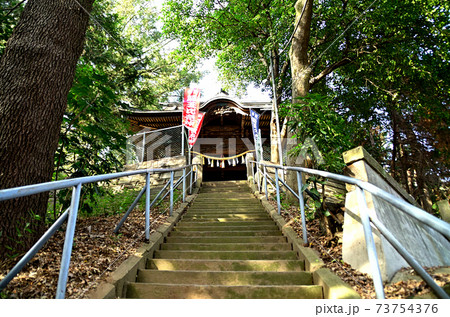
[0,209,168,299]
[276,204,449,299]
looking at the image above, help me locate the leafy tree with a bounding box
[162,0,449,214]
[326,0,450,211]
[162,0,296,162]
[0,0,95,258]
[0,0,199,257]
[52,0,200,219]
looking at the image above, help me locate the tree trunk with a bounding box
[0,0,94,258]
[285,0,314,201]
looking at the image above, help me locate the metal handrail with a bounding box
[250,160,450,299]
[0,164,198,299]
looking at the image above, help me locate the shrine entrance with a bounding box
[125,94,272,181]
[191,96,271,181]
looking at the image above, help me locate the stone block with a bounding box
[313,268,360,299]
[437,200,450,223]
[342,146,450,281]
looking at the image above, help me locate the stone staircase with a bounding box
[125,180,324,299]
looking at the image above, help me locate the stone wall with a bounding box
[342,146,450,281]
[119,155,187,189]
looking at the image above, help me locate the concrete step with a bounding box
[126,283,323,299]
[191,200,261,204]
[202,181,247,187]
[185,211,267,216]
[182,214,271,221]
[165,236,287,244]
[153,250,298,260]
[169,230,282,237]
[200,188,250,193]
[121,180,327,299]
[173,225,278,232]
[137,270,313,285]
[193,197,257,202]
[183,213,268,220]
[147,259,305,271]
[160,242,292,251]
[176,220,277,227]
[197,189,254,198]
[188,205,266,214]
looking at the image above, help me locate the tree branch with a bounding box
[1,0,26,17]
[309,57,352,86]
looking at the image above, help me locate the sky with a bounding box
[152,0,271,102]
[194,59,271,102]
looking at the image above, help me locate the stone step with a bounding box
[176,220,277,227]
[173,225,278,232]
[182,215,271,221]
[165,236,287,244]
[126,283,323,299]
[193,197,259,201]
[169,230,282,237]
[160,242,292,251]
[186,210,266,215]
[183,213,268,219]
[195,192,254,197]
[202,181,247,187]
[187,208,265,213]
[154,250,298,260]
[147,259,305,271]
[136,270,313,285]
[200,188,250,193]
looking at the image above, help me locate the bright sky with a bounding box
[153,0,271,102]
[194,59,271,102]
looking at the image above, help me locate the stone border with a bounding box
[248,180,360,299]
[87,188,200,299]
[343,146,417,206]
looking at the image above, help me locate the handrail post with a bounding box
[114,185,146,234]
[141,132,146,163]
[56,183,82,299]
[264,165,268,200]
[257,163,263,193]
[251,161,255,184]
[189,165,193,194]
[182,167,186,202]
[145,172,151,240]
[275,167,281,214]
[296,171,308,245]
[170,171,174,216]
[356,186,385,299]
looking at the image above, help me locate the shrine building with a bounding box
[125,94,273,181]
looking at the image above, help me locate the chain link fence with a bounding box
[126,126,188,165]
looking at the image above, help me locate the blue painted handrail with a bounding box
[0,164,197,298]
[250,160,450,299]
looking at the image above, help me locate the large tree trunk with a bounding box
[0,0,94,258]
[285,0,314,201]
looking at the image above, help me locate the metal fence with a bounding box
[126,125,187,165]
[249,160,450,299]
[0,164,197,299]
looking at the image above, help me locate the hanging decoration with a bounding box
[188,112,205,147]
[182,88,201,132]
[250,109,263,161]
[191,150,255,169]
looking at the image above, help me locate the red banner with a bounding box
[182,88,201,132]
[188,112,205,147]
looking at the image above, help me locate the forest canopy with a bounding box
[162,0,450,213]
[0,0,448,258]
